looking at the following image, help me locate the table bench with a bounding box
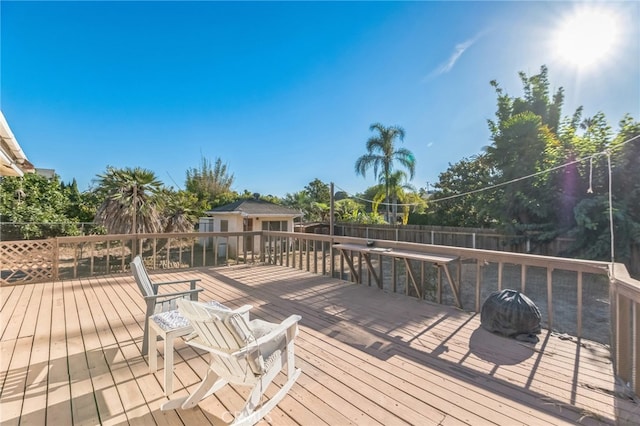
[333,243,462,308]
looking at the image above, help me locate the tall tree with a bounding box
[373,170,415,223]
[485,66,566,240]
[355,123,416,223]
[282,191,311,221]
[185,156,235,208]
[281,179,331,222]
[158,189,201,233]
[93,166,164,234]
[0,173,79,239]
[304,179,331,205]
[428,155,494,227]
[568,115,640,263]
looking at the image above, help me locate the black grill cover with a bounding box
[481,289,541,338]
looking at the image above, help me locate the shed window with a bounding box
[262,220,287,231]
[220,220,228,232]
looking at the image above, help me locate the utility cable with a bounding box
[337,133,639,206]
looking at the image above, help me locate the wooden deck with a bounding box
[1,264,638,425]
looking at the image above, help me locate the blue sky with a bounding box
[2,1,638,198]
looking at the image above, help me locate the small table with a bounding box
[148,310,193,396]
[148,301,229,395]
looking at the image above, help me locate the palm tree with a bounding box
[355,123,416,223]
[161,189,201,233]
[373,170,416,223]
[93,166,164,235]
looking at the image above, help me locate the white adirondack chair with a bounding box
[161,299,302,426]
[130,255,203,355]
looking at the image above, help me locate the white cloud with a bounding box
[426,32,484,80]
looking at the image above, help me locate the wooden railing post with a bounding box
[634,301,639,395]
[52,238,59,281]
[616,294,632,387]
[547,268,554,330]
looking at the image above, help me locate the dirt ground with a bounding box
[344,256,610,345]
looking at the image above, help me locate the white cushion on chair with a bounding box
[152,301,230,331]
[152,309,190,331]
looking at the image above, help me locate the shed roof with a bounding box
[205,199,302,217]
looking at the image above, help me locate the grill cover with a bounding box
[481,289,541,340]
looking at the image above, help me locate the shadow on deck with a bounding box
[1,264,638,425]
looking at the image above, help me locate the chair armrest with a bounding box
[232,304,253,322]
[189,314,302,358]
[253,314,301,347]
[144,288,203,302]
[152,278,201,293]
[233,304,253,314]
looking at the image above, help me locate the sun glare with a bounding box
[552,7,621,72]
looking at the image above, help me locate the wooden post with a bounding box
[547,268,554,330]
[421,261,425,300]
[330,182,334,237]
[437,265,442,305]
[121,242,126,272]
[475,261,481,312]
[634,301,639,395]
[392,257,397,293]
[616,294,632,387]
[106,240,111,274]
[378,254,384,289]
[52,238,59,281]
[90,242,95,275]
[131,184,138,258]
[577,271,583,337]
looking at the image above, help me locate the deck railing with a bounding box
[1,230,637,395]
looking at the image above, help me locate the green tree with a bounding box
[282,191,311,221]
[309,201,330,222]
[485,66,567,243]
[281,179,331,222]
[355,123,416,223]
[372,170,415,223]
[0,173,79,239]
[567,115,640,263]
[334,198,363,222]
[428,155,494,227]
[61,178,101,227]
[185,156,235,208]
[93,166,164,234]
[159,188,201,233]
[304,179,331,205]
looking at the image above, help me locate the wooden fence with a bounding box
[335,223,639,276]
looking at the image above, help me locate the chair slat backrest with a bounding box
[131,255,154,297]
[178,299,264,382]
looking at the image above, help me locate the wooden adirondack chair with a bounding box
[161,299,302,426]
[130,255,203,355]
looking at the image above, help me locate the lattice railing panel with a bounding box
[0,240,55,285]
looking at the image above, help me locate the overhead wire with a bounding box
[334,132,639,269]
[335,133,639,206]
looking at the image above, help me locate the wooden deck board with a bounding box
[1,264,638,425]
